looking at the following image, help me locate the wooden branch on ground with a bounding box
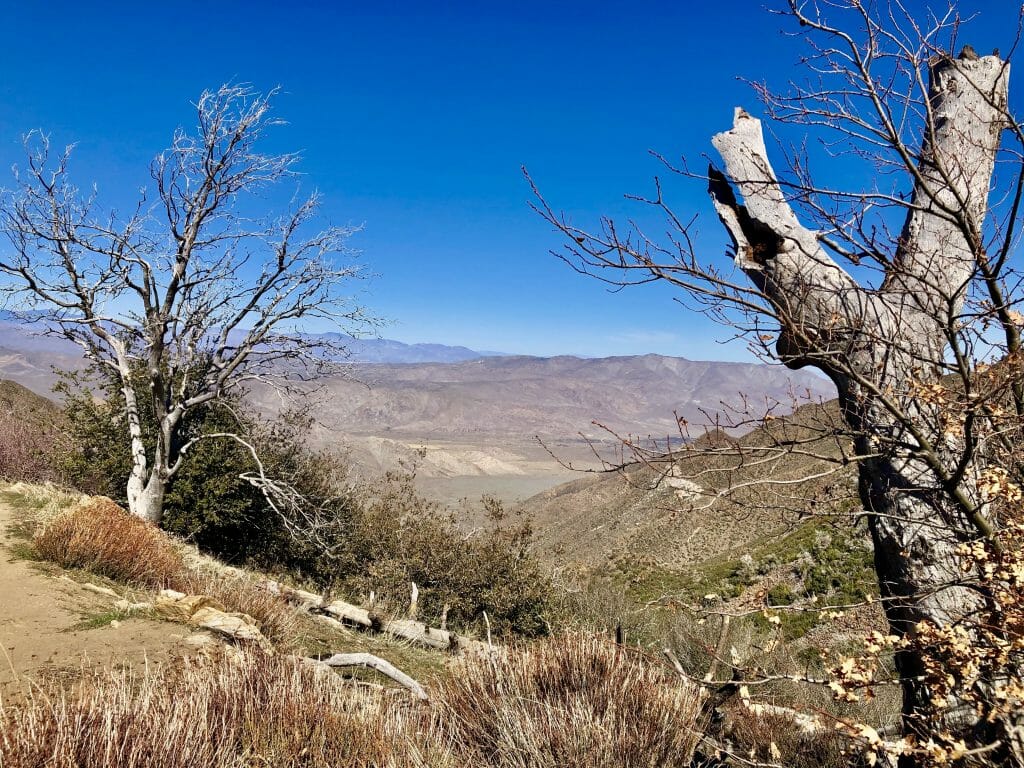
[323,598,379,630]
[317,652,428,701]
[266,580,492,652]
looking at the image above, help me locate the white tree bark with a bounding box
[710,51,1013,755]
[317,652,428,700]
[0,85,369,528]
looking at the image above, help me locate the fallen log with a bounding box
[385,618,455,651]
[265,580,324,611]
[323,598,380,630]
[318,652,428,701]
[265,581,494,652]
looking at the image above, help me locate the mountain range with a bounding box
[0,319,835,496]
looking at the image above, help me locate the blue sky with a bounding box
[0,1,1016,360]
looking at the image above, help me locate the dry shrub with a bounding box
[0,648,452,768]
[437,632,705,768]
[0,633,710,767]
[722,703,851,768]
[0,382,68,485]
[31,495,301,647]
[34,497,184,587]
[172,570,300,646]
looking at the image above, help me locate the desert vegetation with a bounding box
[1,1,1023,766]
[531,0,1024,761]
[55,368,552,637]
[0,634,705,768]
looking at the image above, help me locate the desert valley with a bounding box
[2,3,1023,765]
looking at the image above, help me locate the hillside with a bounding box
[0,380,67,484]
[290,354,829,441]
[520,396,857,571]
[0,379,63,425]
[0,318,834,501]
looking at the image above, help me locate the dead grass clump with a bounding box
[33,497,183,588]
[437,632,705,767]
[0,648,452,768]
[722,704,851,768]
[173,570,300,646]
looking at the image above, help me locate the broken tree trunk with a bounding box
[709,50,1019,763]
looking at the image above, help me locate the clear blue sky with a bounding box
[0,1,1015,359]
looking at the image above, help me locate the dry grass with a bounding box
[1,481,82,534]
[0,633,710,768]
[722,703,851,768]
[437,632,705,768]
[30,495,302,645]
[10,490,708,765]
[0,648,452,768]
[34,497,184,588]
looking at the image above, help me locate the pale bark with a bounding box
[313,594,491,653]
[710,51,1014,757]
[0,85,368,528]
[323,598,378,630]
[318,652,428,700]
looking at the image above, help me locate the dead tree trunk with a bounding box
[709,51,1017,761]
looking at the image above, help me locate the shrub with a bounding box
[59,366,552,638]
[34,497,183,588]
[0,401,67,484]
[31,494,299,645]
[58,368,349,573]
[0,648,451,768]
[343,477,551,636]
[722,704,851,768]
[767,582,795,606]
[0,633,707,767]
[437,632,705,767]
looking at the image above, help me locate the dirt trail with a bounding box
[0,497,191,701]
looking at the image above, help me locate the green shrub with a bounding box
[59,366,552,637]
[342,477,551,636]
[767,582,795,606]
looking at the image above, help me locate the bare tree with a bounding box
[0,84,371,524]
[531,2,1024,764]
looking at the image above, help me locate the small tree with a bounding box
[532,2,1024,763]
[0,84,371,524]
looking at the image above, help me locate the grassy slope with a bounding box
[0,483,448,690]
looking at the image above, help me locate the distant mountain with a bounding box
[0,318,836,491]
[0,323,502,395]
[322,334,496,364]
[250,353,835,443]
[0,322,86,396]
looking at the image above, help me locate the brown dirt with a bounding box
[0,497,195,702]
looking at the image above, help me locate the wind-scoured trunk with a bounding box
[708,50,1017,763]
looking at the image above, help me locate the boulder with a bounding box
[154,591,225,622]
[190,606,264,643]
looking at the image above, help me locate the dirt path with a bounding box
[0,496,192,701]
